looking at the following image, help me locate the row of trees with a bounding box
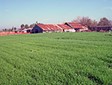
[1,24,35,32]
[73,17,112,27]
[1,17,111,32]
[20,24,35,30]
[2,27,17,32]
[20,17,112,30]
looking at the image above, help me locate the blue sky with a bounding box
[0,0,112,28]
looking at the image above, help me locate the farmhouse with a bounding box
[31,22,87,33]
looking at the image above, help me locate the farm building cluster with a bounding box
[21,22,88,33]
[1,22,112,36]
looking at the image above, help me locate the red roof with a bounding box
[37,24,49,30]
[58,24,71,29]
[67,22,83,29]
[37,23,62,31]
[36,22,85,31]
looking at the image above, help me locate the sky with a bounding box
[0,0,112,29]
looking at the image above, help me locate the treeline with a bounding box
[1,24,35,32]
[20,23,35,30]
[20,17,112,29]
[73,17,112,27]
[1,17,112,32]
[2,27,17,32]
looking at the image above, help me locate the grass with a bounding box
[0,32,112,85]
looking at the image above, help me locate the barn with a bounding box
[31,25,43,33]
[65,22,88,32]
[58,24,75,32]
[32,23,63,33]
[31,22,88,33]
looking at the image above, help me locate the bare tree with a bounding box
[110,20,112,26]
[29,24,35,28]
[98,17,111,26]
[73,16,97,27]
[91,20,98,27]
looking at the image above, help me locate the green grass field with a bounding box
[0,32,112,85]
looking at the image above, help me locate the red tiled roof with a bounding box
[37,24,49,30]
[58,24,71,29]
[37,23,62,31]
[67,22,83,29]
[36,22,85,31]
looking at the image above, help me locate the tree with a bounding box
[12,27,17,32]
[24,24,29,29]
[110,20,112,26]
[21,24,25,29]
[29,24,35,28]
[98,17,111,26]
[80,17,92,27]
[73,16,82,23]
[91,20,98,27]
[73,16,97,27]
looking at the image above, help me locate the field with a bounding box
[0,32,112,85]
